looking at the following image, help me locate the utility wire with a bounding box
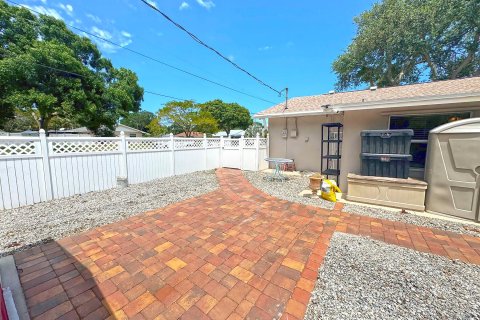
[4,0,279,105]
[0,53,190,101]
[139,0,282,96]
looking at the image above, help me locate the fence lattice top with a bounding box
[0,141,37,156]
[51,140,120,154]
[0,136,267,157]
[174,139,203,150]
[224,139,240,148]
[128,139,170,151]
[207,139,221,148]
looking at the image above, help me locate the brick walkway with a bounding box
[14,168,480,320]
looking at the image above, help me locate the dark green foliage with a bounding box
[333,0,480,90]
[200,99,252,136]
[121,110,156,133]
[0,1,144,135]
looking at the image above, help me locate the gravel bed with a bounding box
[0,170,218,257]
[244,171,335,210]
[305,232,480,320]
[343,202,480,238]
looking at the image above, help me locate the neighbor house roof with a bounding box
[254,76,480,118]
[60,127,92,134]
[213,130,245,137]
[175,132,204,138]
[115,124,147,134]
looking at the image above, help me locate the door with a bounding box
[426,127,480,221]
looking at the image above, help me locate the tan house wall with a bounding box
[268,114,344,172]
[268,105,480,192]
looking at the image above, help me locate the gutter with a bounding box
[254,109,340,119]
[254,91,480,119]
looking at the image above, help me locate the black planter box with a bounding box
[361,129,414,154]
[361,153,412,179]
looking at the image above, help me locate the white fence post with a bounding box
[39,129,53,200]
[267,133,270,157]
[203,133,208,170]
[240,134,244,170]
[255,132,260,171]
[220,136,224,168]
[119,131,129,182]
[170,133,175,175]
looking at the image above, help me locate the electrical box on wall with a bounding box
[281,129,288,138]
[290,129,297,138]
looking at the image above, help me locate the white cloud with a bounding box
[146,0,157,8]
[23,5,63,20]
[89,27,133,53]
[59,3,73,16]
[258,45,272,51]
[286,41,294,47]
[91,26,112,40]
[196,0,215,9]
[119,39,132,47]
[121,31,132,38]
[227,55,235,62]
[86,13,101,23]
[179,2,189,10]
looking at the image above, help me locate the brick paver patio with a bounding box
[14,168,480,319]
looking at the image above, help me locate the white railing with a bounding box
[0,131,268,210]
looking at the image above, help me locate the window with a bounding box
[389,113,470,168]
[129,134,137,137]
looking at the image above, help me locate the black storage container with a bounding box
[361,129,413,154]
[361,153,412,179]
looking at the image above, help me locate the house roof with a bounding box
[175,132,204,138]
[61,127,91,133]
[213,130,245,137]
[115,124,147,134]
[254,76,480,118]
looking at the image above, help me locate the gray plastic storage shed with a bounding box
[425,118,480,222]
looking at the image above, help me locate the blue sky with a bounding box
[18,0,377,115]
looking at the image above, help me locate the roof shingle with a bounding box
[256,76,480,117]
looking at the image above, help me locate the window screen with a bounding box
[390,113,470,141]
[389,113,470,168]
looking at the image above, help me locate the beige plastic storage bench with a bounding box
[346,173,428,211]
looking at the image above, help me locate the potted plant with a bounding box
[309,173,324,193]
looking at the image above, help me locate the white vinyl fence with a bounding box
[0,130,268,210]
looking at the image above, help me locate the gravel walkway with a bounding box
[305,232,480,320]
[245,171,480,238]
[244,171,335,210]
[0,170,218,257]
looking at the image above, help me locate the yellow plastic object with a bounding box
[321,179,342,202]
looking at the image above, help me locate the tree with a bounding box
[146,118,167,137]
[244,122,267,138]
[121,111,156,132]
[2,110,37,132]
[0,2,144,135]
[157,100,218,137]
[332,0,480,90]
[200,99,252,136]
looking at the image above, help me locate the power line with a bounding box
[0,52,190,101]
[143,91,188,101]
[139,0,282,95]
[4,0,279,105]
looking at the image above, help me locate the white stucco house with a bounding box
[213,129,245,138]
[50,124,147,137]
[254,76,480,192]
